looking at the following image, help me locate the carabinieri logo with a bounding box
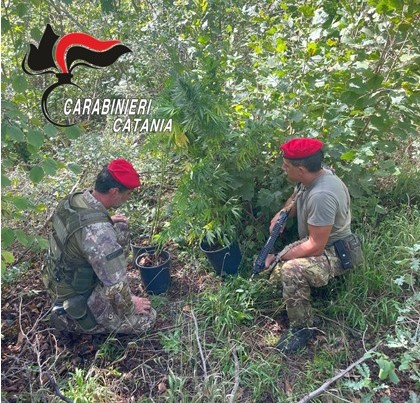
[22,24,131,127]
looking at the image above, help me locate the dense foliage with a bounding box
[1,0,419,401]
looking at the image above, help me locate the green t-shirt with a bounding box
[296,169,352,247]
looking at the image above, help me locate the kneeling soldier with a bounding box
[43,159,156,334]
[266,138,363,353]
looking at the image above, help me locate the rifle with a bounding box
[252,192,299,277]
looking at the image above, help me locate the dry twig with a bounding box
[227,345,240,403]
[297,343,381,403]
[190,309,208,381]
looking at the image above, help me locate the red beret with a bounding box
[280,138,323,159]
[107,159,141,189]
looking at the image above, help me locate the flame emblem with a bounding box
[22,24,131,126]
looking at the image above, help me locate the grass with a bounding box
[2,205,418,401]
[324,206,420,332]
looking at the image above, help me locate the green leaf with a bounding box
[43,124,58,138]
[341,150,356,161]
[1,17,11,34]
[341,91,359,105]
[42,158,58,176]
[366,74,384,90]
[15,229,32,247]
[6,125,25,142]
[375,205,387,214]
[64,125,82,139]
[275,38,287,53]
[388,369,400,384]
[30,27,42,41]
[2,174,12,187]
[27,130,45,149]
[289,110,304,122]
[1,228,15,248]
[1,250,15,265]
[34,236,49,251]
[11,196,32,210]
[16,3,29,17]
[68,163,82,174]
[29,166,44,183]
[12,76,27,93]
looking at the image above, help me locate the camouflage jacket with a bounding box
[79,190,135,317]
[49,189,135,318]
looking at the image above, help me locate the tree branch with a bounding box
[297,343,381,403]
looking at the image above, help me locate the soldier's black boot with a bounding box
[276,327,314,354]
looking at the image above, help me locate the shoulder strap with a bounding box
[63,192,113,248]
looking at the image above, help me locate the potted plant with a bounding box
[135,248,171,294]
[198,199,243,276]
[133,137,172,294]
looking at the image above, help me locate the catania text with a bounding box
[63,98,172,133]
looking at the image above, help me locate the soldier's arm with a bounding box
[281,191,337,260]
[82,222,135,316]
[281,224,332,260]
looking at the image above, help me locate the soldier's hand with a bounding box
[265,253,276,268]
[132,296,151,314]
[269,210,286,233]
[111,214,128,224]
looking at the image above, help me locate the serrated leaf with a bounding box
[1,228,15,248]
[29,166,44,183]
[27,130,44,148]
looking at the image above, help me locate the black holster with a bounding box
[334,234,363,270]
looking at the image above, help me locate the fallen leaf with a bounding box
[284,377,293,396]
[157,380,167,394]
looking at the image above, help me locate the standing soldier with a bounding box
[265,138,363,353]
[43,159,156,334]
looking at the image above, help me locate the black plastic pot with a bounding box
[130,235,156,265]
[200,241,242,276]
[131,242,155,265]
[135,250,171,295]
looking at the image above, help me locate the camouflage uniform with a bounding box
[269,238,349,327]
[269,172,363,328]
[47,190,156,334]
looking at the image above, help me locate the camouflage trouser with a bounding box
[50,222,157,335]
[269,239,349,328]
